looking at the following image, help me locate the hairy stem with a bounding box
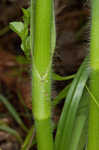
[30,0,53,150]
[88,0,99,149]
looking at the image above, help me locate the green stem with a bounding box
[30,0,53,150]
[88,0,99,149]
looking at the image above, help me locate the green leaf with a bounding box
[77,119,88,150]
[52,72,75,81]
[22,8,30,19]
[10,21,30,58]
[70,89,89,150]
[69,114,86,150]
[55,57,90,150]
[10,22,24,38]
[21,36,30,57]
[9,8,31,59]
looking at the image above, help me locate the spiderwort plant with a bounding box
[9,0,94,150]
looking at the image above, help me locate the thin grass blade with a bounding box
[55,57,89,150]
[70,89,89,150]
[0,95,28,132]
[52,73,75,81]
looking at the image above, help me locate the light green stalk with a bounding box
[88,0,99,149]
[30,0,53,150]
